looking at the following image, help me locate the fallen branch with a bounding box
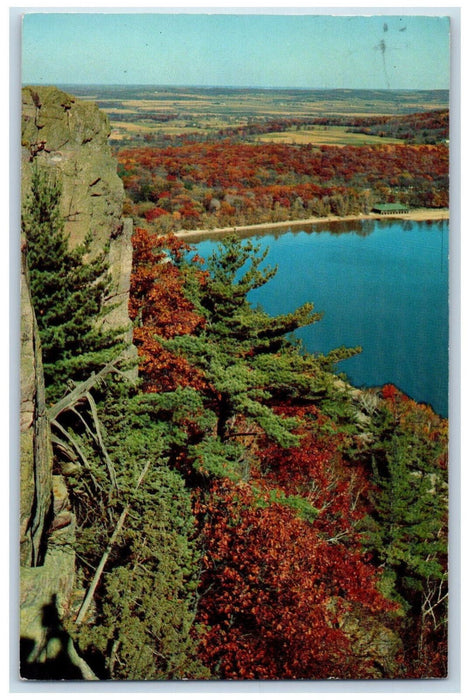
[84,391,118,490]
[50,420,100,492]
[74,459,151,626]
[48,355,123,422]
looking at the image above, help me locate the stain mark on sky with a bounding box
[375,23,391,88]
[375,38,390,88]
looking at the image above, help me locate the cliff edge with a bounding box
[19,86,134,680]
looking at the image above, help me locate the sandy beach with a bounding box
[175,208,449,240]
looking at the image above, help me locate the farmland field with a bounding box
[256,126,404,146]
[61,85,449,146]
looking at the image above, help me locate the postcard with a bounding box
[18,9,452,685]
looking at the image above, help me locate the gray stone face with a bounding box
[22,86,123,246]
[20,86,135,678]
[21,84,135,351]
[20,245,53,568]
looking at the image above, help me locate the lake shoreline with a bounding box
[185,218,448,416]
[174,208,449,239]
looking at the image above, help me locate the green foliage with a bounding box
[266,490,319,523]
[75,460,207,680]
[189,435,247,480]
[22,166,124,402]
[358,393,448,615]
[61,378,208,679]
[162,235,348,455]
[195,235,321,353]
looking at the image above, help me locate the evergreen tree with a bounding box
[164,235,359,452]
[74,455,207,679]
[62,379,208,680]
[358,387,448,675]
[22,167,124,402]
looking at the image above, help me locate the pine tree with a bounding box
[163,235,359,456]
[22,167,124,402]
[61,380,208,680]
[358,387,448,676]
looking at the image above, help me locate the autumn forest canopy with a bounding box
[73,86,449,230]
[119,140,448,231]
[21,86,449,681]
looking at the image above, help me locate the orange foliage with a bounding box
[129,228,206,391]
[194,406,398,679]
[195,476,396,679]
[118,142,448,230]
[380,383,448,454]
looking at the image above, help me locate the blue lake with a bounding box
[191,219,449,417]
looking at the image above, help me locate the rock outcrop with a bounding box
[22,86,123,248]
[20,242,53,568]
[20,86,134,680]
[21,85,134,345]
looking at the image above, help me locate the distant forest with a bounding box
[117,139,448,230]
[61,84,449,106]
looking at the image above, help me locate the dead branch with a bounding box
[50,420,100,491]
[74,460,151,626]
[47,355,123,423]
[84,391,118,490]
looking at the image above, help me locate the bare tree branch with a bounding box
[84,391,118,490]
[74,460,151,626]
[47,355,123,422]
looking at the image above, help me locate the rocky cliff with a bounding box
[20,86,134,679]
[22,86,123,247]
[20,242,53,569]
[21,86,134,335]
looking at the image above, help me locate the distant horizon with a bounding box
[23,83,450,94]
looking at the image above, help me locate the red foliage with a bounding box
[129,228,206,391]
[255,406,371,536]
[144,206,169,222]
[380,384,448,467]
[381,383,398,401]
[195,474,396,680]
[194,407,397,679]
[119,142,448,194]
[118,141,448,230]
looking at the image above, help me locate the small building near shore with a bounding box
[372,203,410,215]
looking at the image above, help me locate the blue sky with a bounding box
[22,12,450,90]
